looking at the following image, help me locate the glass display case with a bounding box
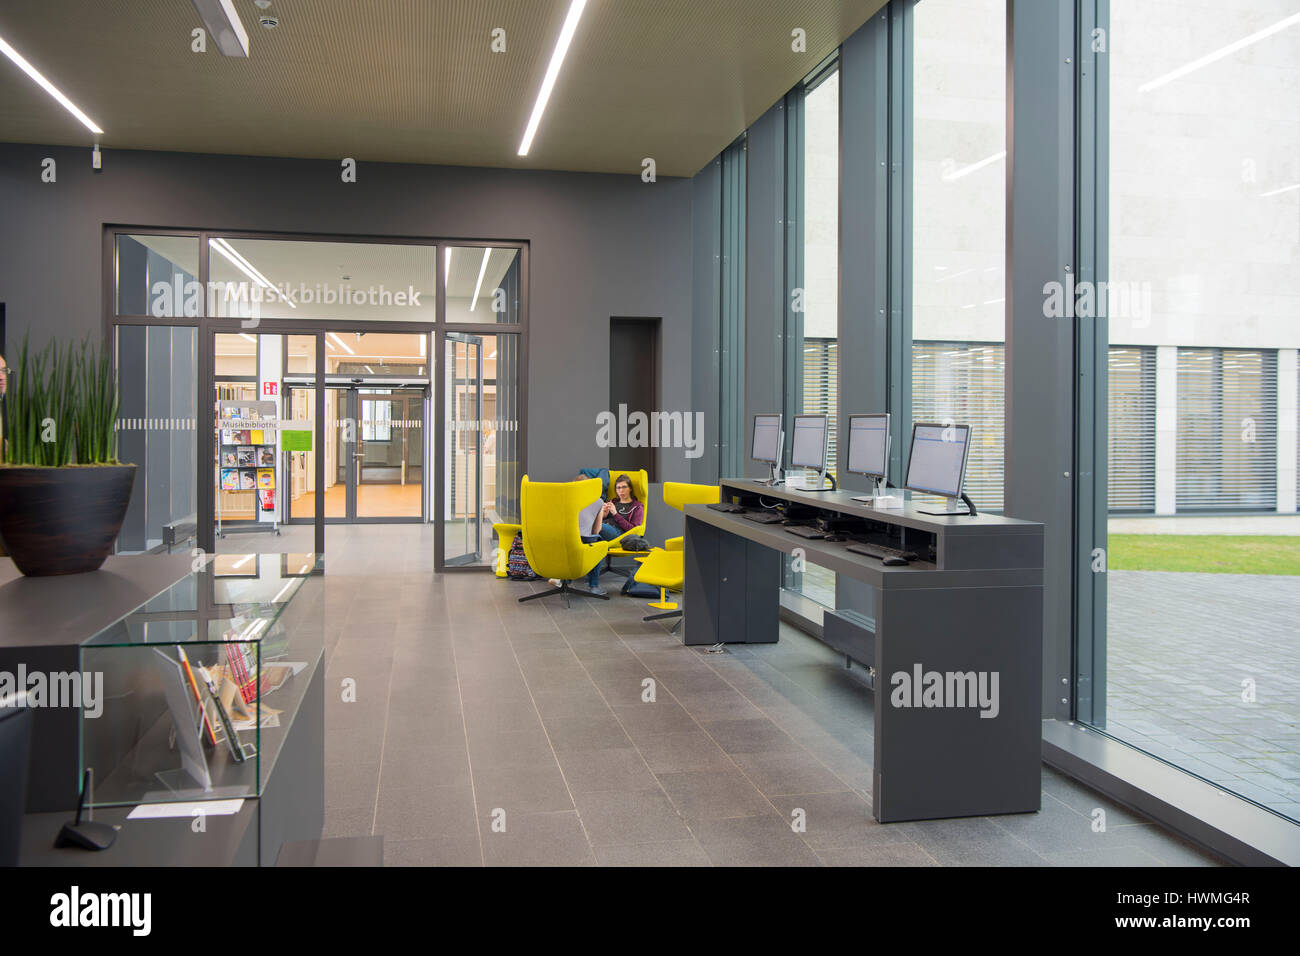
[80,553,324,808]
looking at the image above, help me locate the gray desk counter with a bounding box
[682,478,1044,823]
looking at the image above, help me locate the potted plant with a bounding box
[0,335,135,576]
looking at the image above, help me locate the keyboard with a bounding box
[785,525,827,540]
[742,511,786,525]
[707,502,746,513]
[845,542,919,562]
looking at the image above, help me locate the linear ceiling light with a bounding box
[1261,182,1300,198]
[943,150,1006,182]
[517,0,588,156]
[1139,12,1300,92]
[470,249,491,311]
[0,33,104,134]
[190,0,250,57]
[210,238,295,308]
[327,332,355,355]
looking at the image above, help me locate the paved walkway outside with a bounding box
[1110,515,1300,535]
[1107,570,1300,821]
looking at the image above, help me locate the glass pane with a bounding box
[444,333,520,565]
[325,330,429,378]
[323,388,348,519]
[786,69,839,608]
[444,247,522,323]
[115,235,200,317]
[207,238,435,323]
[1094,0,1300,824]
[286,333,316,377]
[286,386,317,522]
[357,389,424,518]
[911,0,1006,512]
[215,333,316,554]
[114,325,197,552]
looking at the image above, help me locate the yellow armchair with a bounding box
[600,468,652,578]
[662,481,721,551]
[636,481,721,634]
[517,476,614,607]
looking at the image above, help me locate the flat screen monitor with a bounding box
[790,414,828,471]
[751,414,782,464]
[846,413,890,478]
[904,422,971,499]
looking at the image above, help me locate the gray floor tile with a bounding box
[816,843,939,866]
[593,840,714,867]
[634,730,735,773]
[730,750,854,797]
[655,769,774,821]
[557,747,659,793]
[571,789,694,846]
[384,835,482,866]
[374,784,477,842]
[898,817,1049,867]
[471,762,575,815]
[690,814,823,867]
[479,810,597,867]
[699,717,803,755]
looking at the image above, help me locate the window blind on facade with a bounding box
[911,342,1005,512]
[1176,347,1277,511]
[1107,346,1156,512]
[801,339,838,475]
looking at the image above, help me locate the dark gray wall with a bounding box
[743,103,786,479]
[0,143,695,489]
[1006,0,1075,719]
[690,156,722,484]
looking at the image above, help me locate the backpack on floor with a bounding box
[506,533,539,581]
[621,564,661,599]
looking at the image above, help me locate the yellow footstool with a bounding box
[492,522,522,578]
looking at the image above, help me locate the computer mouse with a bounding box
[882,556,909,567]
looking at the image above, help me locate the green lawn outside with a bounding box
[1108,535,1300,575]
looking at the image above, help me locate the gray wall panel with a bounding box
[743,104,786,479]
[691,157,722,484]
[0,144,694,485]
[1005,1,1076,718]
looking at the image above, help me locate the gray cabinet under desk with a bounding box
[682,478,1044,823]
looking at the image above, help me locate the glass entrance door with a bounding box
[318,386,426,522]
[445,333,484,565]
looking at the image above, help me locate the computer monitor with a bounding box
[790,414,828,472]
[750,414,782,464]
[846,413,890,480]
[905,422,972,504]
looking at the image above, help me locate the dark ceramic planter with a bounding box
[0,464,136,576]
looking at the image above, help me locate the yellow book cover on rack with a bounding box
[250,429,265,444]
[256,468,274,489]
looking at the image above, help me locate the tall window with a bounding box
[911,0,1006,511]
[1086,0,1300,825]
[799,68,840,479]
[784,64,840,609]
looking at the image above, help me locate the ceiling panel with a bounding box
[0,0,885,176]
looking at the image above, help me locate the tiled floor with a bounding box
[306,524,1227,866]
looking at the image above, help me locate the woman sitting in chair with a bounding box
[580,473,643,595]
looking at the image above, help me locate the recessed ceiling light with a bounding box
[518,0,588,156]
[0,33,103,134]
[190,0,250,57]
